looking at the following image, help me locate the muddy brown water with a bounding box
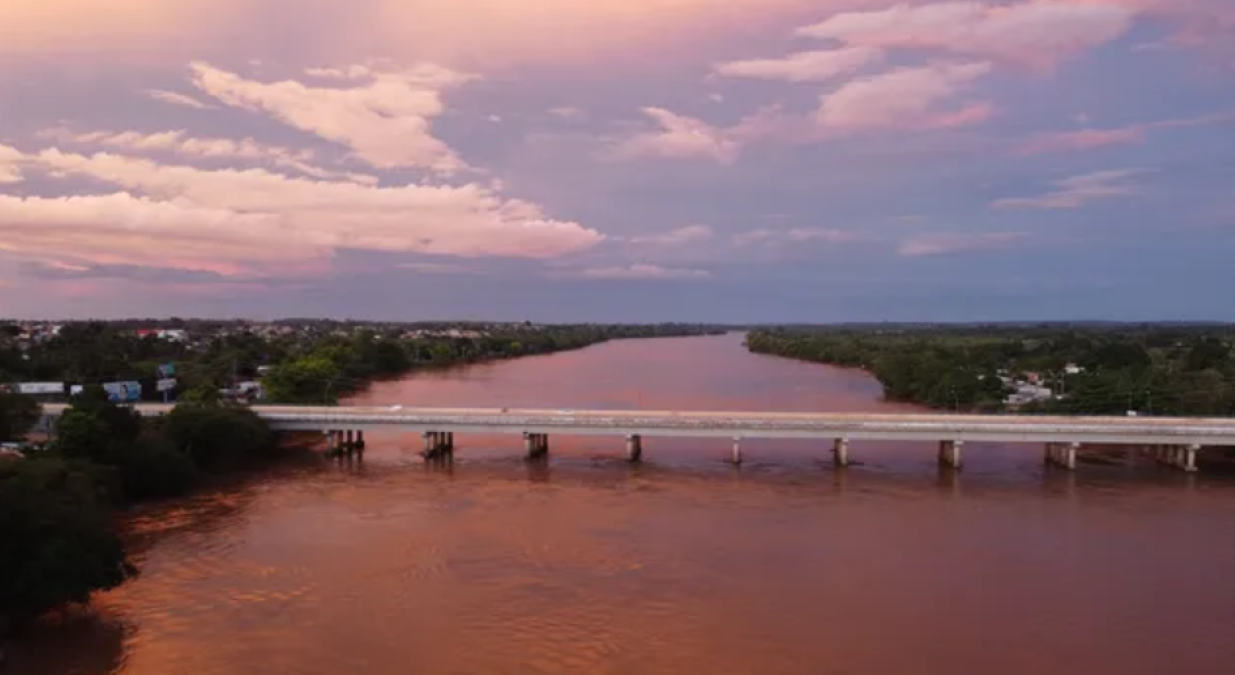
[10,334,1235,675]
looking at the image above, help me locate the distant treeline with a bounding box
[746,326,1235,416]
[0,322,725,405]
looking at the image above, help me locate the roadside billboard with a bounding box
[15,382,66,395]
[103,381,142,403]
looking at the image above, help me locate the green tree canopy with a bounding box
[0,458,137,621]
[0,391,40,442]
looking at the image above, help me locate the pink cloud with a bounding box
[898,232,1027,256]
[145,89,216,110]
[39,127,377,183]
[992,168,1144,209]
[799,1,1135,70]
[628,224,714,246]
[0,192,311,276]
[0,145,23,184]
[715,46,884,83]
[1018,114,1230,154]
[817,61,993,131]
[1020,126,1147,153]
[609,107,782,164]
[190,62,474,173]
[578,263,711,280]
[1,143,606,272]
[732,227,867,247]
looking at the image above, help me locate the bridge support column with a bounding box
[345,429,355,455]
[832,438,850,468]
[1156,444,1199,473]
[355,430,366,452]
[937,440,963,470]
[525,433,548,460]
[423,431,452,460]
[1046,442,1079,470]
[731,437,743,465]
[626,434,643,463]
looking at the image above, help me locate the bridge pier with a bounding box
[525,432,548,460]
[422,431,453,460]
[731,437,742,465]
[626,434,643,463]
[937,440,963,470]
[344,429,355,455]
[355,430,366,452]
[832,437,850,468]
[1045,442,1079,470]
[1155,444,1199,473]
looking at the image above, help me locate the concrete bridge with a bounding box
[38,403,1235,472]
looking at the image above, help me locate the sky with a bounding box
[1,0,1233,323]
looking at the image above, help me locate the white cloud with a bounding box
[817,61,994,131]
[628,224,714,246]
[715,46,883,83]
[38,127,378,184]
[145,89,216,110]
[992,169,1145,210]
[0,144,605,274]
[190,61,474,173]
[798,1,1135,70]
[579,263,711,280]
[898,232,1027,256]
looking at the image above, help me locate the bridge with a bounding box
[39,403,1235,472]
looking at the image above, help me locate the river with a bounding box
[12,333,1235,674]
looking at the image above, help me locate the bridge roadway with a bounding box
[40,403,1235,446]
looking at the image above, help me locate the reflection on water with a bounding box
[10,334,1235,675]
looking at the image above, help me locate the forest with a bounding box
[746,325,1235,416]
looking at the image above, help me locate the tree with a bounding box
[52,411,114,461]
[0,458,137,621]
[162,403,275,472]
[0,391,40,442]
[110,437,199,501]
[262,356,342,404]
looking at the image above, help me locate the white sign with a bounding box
[156,378,178,392]
[16,382,65,395]
[70,385,84,396]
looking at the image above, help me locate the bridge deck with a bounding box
[39,404,1235,445]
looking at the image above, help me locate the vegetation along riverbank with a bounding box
[747,324,1235,416]
[0,321,726,637]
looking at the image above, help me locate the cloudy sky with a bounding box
[1,0,1233,322]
